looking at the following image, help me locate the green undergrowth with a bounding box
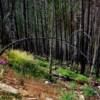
[7,49,89,82]
[7,50,49,79]
[5,50,99,100]
[57,68,88,82]
[35,57,48,68]
[82,85,97,97]
[60,90,78,100]
[60,85,97,100]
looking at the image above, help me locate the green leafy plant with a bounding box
[82,86,96,97]
[60,91,78,100]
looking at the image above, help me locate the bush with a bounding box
[60,91,78,100]
[82,86,96,97]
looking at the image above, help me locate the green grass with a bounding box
[57,68,88,82]
[7,49,49,79]
[7,49,89,82]
[36,59,48,68]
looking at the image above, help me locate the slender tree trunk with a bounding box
[80,0,86,74]
[48,0,53,81]
[0,0,4,46]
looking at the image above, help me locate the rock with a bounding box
[97,86,100,89]
[22,97,38,100]
[0,82,19,94]
[44,80,51,85]
[46,97,53,100]
[79,94,85,100]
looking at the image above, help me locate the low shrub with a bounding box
[60,91,78,100]
[82,86,96,97]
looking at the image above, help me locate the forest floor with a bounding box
[0,67,99,100]
[1,68,60,100]
[0,51,99,100]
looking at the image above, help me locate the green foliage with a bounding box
[34,56,48,67]
[7,50,49,79]
[8,49,34,62]
[60,91,78,100]
[36,60,48,67]
[8,49,36,74]
[57,68,88,82]
[75,74,88,82]
[82,86,96,97]
[68,81,78,90]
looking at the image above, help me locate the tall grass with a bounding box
[7,49,49,79]
[8,50,34,62]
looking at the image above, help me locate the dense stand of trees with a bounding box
[0,0,100,77]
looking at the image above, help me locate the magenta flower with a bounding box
[0,60,7,65]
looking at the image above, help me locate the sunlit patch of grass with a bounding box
[8,49,35,69]
[7,49,49,79]
[8,49,34,63]
[57,68,88,82]
[8,50,36,75]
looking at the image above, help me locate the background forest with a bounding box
[0,0,100,78]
